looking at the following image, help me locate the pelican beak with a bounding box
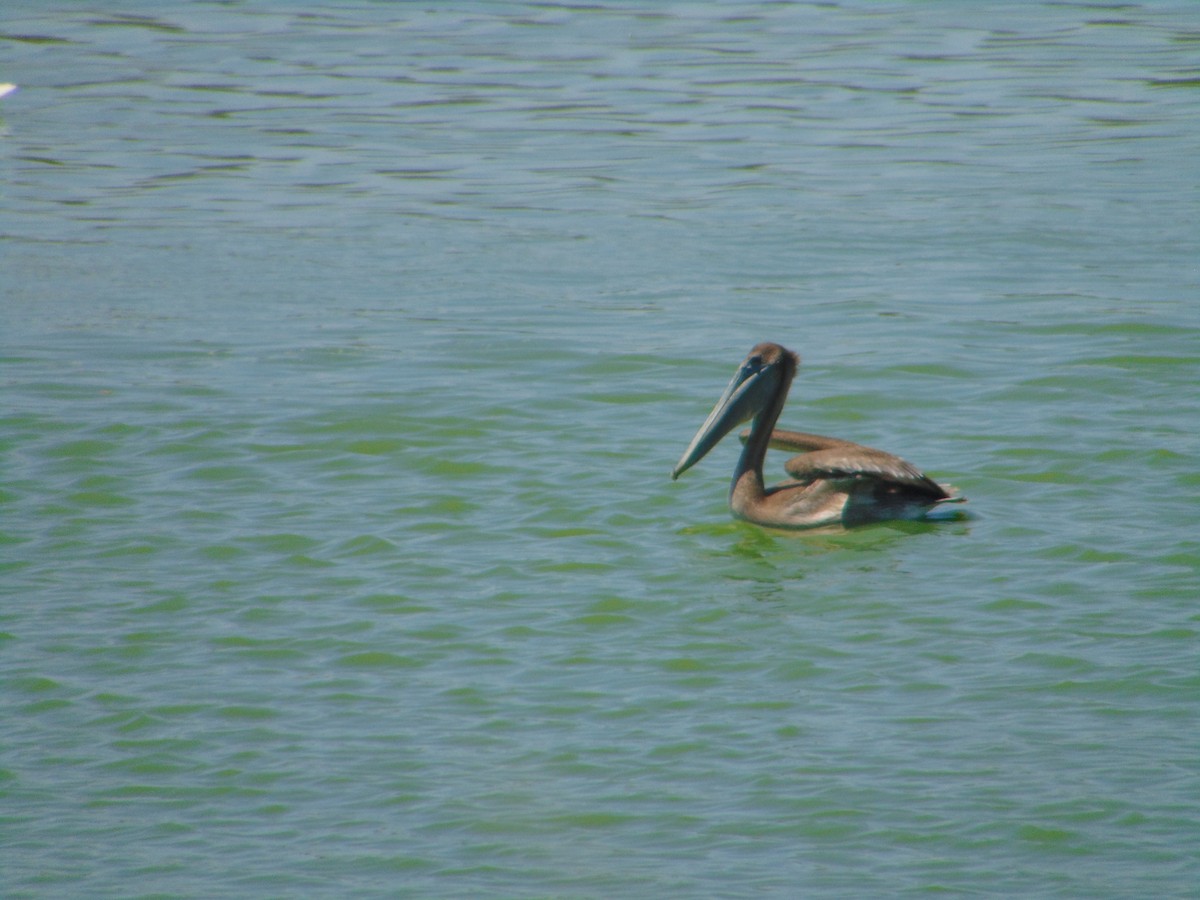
[672,357,770,480]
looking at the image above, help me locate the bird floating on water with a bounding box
[0,84,17,100]
[672,342,965,529]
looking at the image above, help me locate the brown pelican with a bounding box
[672,342,965,528]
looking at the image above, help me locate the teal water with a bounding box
[3,2,1199,897]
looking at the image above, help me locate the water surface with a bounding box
[3,2,1199,897]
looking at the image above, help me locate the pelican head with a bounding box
[672,343,798,480]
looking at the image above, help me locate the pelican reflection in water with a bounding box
[672,343,965,529]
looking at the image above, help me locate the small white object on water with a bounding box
[0,84,17,99]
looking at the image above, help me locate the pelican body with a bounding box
[672,343,964,529]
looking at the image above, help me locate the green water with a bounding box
[3,2,1199,897]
